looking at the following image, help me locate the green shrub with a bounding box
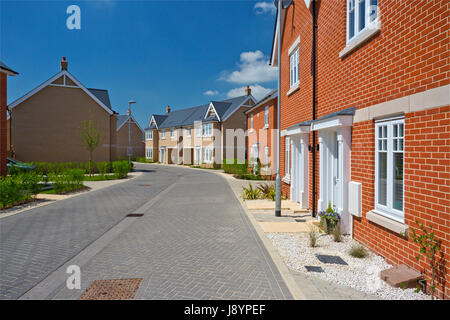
[49,169,84,194]
[257,183,276,201]
[0,173,43,208]
[96,162,110,176]
[112,160,131,178]
[242,183,262,200]
[349,244,368,258]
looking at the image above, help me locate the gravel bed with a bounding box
[267,233,431,300]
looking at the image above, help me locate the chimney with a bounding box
[166,105,171,113]
[126,108,131,116]
[60,57,68,71]
[245,85,251,96]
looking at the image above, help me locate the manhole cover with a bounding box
[305,266,325,273]
[138,184,152,187]
[316,254,348,265]
[79,278,143,300]
[126,213,144,217]
[295,219,306,222]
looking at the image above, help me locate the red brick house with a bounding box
[0,61,18,176]
[271,0,449,298]
[246,89,277,178]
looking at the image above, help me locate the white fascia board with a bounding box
[286,125,310,136]
[63,71,113,115]
[149,115,158,129]
[221,96,255,122]
[117,115,144,133]
[205,102,221,121]
[304,0,313,9]
[270,9,287,67]
[8,70,113,115]
[311,115,353,131]
[8,71,64,109]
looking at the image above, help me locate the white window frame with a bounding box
[196,125,201,137]
[146,130,152,140]
[160,147,166,163]
[264,106,269,128]
[186,127,191,137]
[250,143,259,166]
[289,47,299,88]
[202,147,213,164]
[170,129,175,139]
[161,130,166,139]
[264,146,269,170]
[146,148,153,159]
[285,137,291,177]
[347,0,379,44]
[374,118,404,222]
[202,123,212,137]
[250,114,254,131]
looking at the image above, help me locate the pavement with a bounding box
[1,163,292,300]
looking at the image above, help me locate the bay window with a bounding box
[375,118,404,222]
[202,123,212,137]
[146,130,152,140]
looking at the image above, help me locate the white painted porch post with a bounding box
[299,133,309,209]
[318,134,325,212]
[338,126,352,234]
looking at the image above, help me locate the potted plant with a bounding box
[318,202,340,234]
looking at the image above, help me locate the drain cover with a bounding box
[79,278,143,300]
[295,219,306,222]
[316,254,348,265]
[305,266,325,273]
[126,213,144,217]
[138,184,152,186]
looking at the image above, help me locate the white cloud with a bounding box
[227,84,273,101]
[254,2,276,15]
[220,50,277,84]
[203,90,219,96]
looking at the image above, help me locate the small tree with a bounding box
[78,111,102,175]
[410,220,442,300]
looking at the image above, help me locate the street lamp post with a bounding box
[127,100,136,163]
[274,0,282,217]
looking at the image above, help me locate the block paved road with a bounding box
[0,164,292,300]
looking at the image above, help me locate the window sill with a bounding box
[339,21,381,59]
[282,175,291,185]
[287,83,300,96]
[366,210,408,235]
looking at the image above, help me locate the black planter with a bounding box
[325,219,336,234]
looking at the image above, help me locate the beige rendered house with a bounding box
[145,86,256,166]
[8,58,119,163]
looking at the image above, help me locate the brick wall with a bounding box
[247,97,277,177]
[278,0,449,298]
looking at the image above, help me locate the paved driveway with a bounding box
[0,164,292,300]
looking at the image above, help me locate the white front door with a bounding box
[318,127,351,233]
[194,147,201,165]
[290,134,309,208]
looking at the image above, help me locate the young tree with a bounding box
[78,111,102,175]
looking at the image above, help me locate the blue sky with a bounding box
[2,0,277,130]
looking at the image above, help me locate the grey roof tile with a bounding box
[88,88,112,110]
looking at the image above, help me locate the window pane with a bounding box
[349,5,355,39]
[393,124,398,137]
[399,123,404,137]
[359,0,366,31]
[393,153,403,211]
[383,126,387,137]
[370,0,378,21]
[393,139,398,151]
[378,152,387,206]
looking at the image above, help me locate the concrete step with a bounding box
[380,264,423,289]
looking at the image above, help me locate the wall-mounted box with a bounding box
[348,181,362,217]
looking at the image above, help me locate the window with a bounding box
[264,146,269,169]
[250,114,254,131]
[347,0,378,43]
[196,125,201,137]
[171,129,175,139]
[202,147,213,164]
[250,144,259,165]
[161,130,166,139]
[285,137,290,177]
[375,118,404,221]
[146,148,152,159]
[160,147,166,163]
[289,47,299,88]
[146,130,152,140]
[186,128,191,137]
[264,106,269,128]
[202,123,212,137]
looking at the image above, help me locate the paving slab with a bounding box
[259,221,314,233]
